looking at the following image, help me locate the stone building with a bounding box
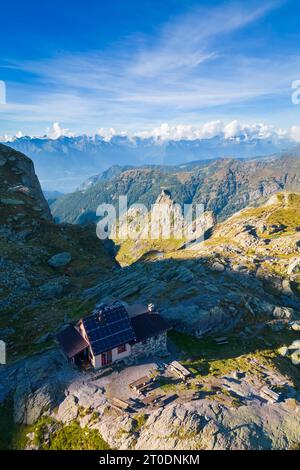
[57,301,170,369]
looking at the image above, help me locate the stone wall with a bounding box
[130,332,168,360]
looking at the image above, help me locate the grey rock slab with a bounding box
[47,252,72,268]
[56,395,79,424]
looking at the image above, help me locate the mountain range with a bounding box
[1,131,296,192]
[50,153,300,227]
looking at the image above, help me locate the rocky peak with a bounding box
[0,144,52,227]
[265,191,300,208]
[155,189,173,205]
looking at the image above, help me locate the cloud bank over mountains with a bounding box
[2,117,299,193]
[1,120,300,144]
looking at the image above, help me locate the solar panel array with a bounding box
[83,303,136,356]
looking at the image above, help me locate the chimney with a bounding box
[148,303,155,313]
[97,308,107,324]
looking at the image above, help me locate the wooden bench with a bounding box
[141,393,163,406]
[259,386,280,403]
[109,397,131,411]
[168,361,192,380]
[129,376,153,392]
[215,337,229,345]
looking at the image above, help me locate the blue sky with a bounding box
[1,0,300,136]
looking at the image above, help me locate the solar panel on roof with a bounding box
[82,303,136,355]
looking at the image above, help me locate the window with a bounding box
[117,344,126,354]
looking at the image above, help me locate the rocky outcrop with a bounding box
[0,143,52,222]
[56,395,79,424]
[110,189,216,265]
[288,258,300,275]
[132,401,300,450]
[48,252,72,268]
[0,144,117,359]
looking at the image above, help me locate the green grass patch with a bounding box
[0,400,110,450]
[0,399,33,450]
[169,328,300,385]
[133,413,148,433]
[48,421,110,450]
[266,208,300,234]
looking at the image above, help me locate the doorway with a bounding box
[101,350,112,366]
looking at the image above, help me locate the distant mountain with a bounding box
[43,190,64,205]
[77,165,134,191]
[50,155,300,225]
[2,132,296,192]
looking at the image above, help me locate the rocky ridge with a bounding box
[51,155,300,224]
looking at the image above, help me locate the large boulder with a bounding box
[273,306,295,320]
[288,340,300,351]
[48,252,72,268]
[291,321,300,332]
[56,395,78,424]
[291,350,300,365]
[211,262,225,272]
[287,258,300,275]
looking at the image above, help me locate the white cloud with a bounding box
[136,121,223,141]
[0,130,22,142]
[134,120,292,143]
[223,120,242,139]
[0,134,13,142]
[2,119,299,145]
[96,127,128,141]
[132,2,275,78]
[289,125,300,142]
[45,122,74,139]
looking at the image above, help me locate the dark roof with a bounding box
[130,313,171,343]
[56,325,89,359]
[82,302,136,356]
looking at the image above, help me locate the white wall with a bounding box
[112,344,131,362]
[77,321,131,369]
[93,344,131,369]
[93,353,102,368]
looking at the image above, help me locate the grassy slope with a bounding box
[168,327,300,396]
[0,401,110,450]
